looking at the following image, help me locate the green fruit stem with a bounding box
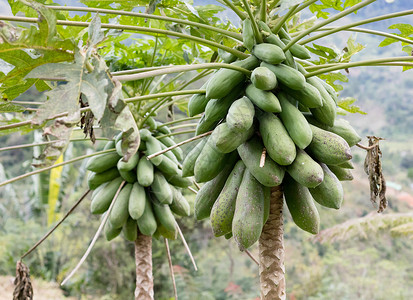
[271,4,300,35]
[305,56,413,77]
[221,0,248,20]
[298,9,413,45]
[45,5,243,41]
[241,0,264,43]
[157,116,201,128]
[114,63,252,82]
[260,0,267,23]
[283,0,376,51]
[0,16,247,59]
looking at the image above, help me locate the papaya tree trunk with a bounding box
[134,234,154,300]
[259,186,286,300]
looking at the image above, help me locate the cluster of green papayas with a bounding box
[185,19,361,250]
[86,121,191,242]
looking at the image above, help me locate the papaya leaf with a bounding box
[342,36,365,62]
[319,72,348,92]
[0,101,25,113]
[344,0,362,8]
[0,3,74,100]
[338,97,366,115]
[379,24,413,48]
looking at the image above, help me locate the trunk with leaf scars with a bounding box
[135,234,154,300]
[259,186,286,300]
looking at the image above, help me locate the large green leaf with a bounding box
[0,2,74,100]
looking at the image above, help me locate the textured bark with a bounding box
[259,186,286,300]
[135,234,154,300]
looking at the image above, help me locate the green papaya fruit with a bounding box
[104,219,122,241]
[327,165,354,181]
[245,84,281,113]
[137,156,154,187]
[194,153,238,220]
[307,77,336,127]
[109,183,133,228]
[152,200,177,233]
[188,84,209,117]
[253,43,286,64]
[182,138,207,177]
[86,151,121,173]
[117,153,140,172]
[129,182,146,220]
[145,136,163,166]
[281,38,311,59]
[151,171,173,204]
[286,149,323,188]
[259,112,296,165]
[194,137,228,183]
[226,96,255,132]
[237,136,284,187]
[123,217,138,241]
[278,91,313,149]
[210,160,246,236]
[251,66,278,90]
[169,186,191,217]
[206,55,259,99]
[88,168,120,190]
[165,170,193,188]
[137,194,157,236]
[283,175,320,234]
[232,170,265,250]
[309,163,343,209]
[242,19,255,51]
[280,82,323,108]
[211,122,255,154]
[307,125,352,165]
[90,177,124,214]
[261,62,306,91]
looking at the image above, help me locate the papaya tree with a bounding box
[1,0,412,299]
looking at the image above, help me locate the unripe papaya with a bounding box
[253,43,286,65]
[169,186,191,217]
[309,163,343,209]
[210,160,246,236]
[152,200,177,233]
[232,170,265,251]
[211,122,255,153]
[117,153,140,171]
[307,125,352,165]
[237,136,284,187]
[129,182,146,220]
[327,164,354,181]
[137,194,157,236]
[206,55,259,99]
[281,38,311,59]
[259,112,296,165]
[182,138,207,177]
[226,96,255,132]
[280,82,323,108]
[278,92,313,149]
[251,66,277,90]
[145,136,163,166]
[88,168,120,190]
[194,153,238,220]
[188,83,209,117]
[109,183,133,228]
[86,151,121,173]
[261,62,306,91]
[194,137,228,183]
[91,177,123,214]
[151,171,173,204]
[104,219,122,241]
[242,19,255,51]
[137,156,154,187]
[245,84,281,113]
[286,149,323,188]
[283,175,320,234]
[123,217,138,241]
[164,170,192,188]
[308,77,337,127]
